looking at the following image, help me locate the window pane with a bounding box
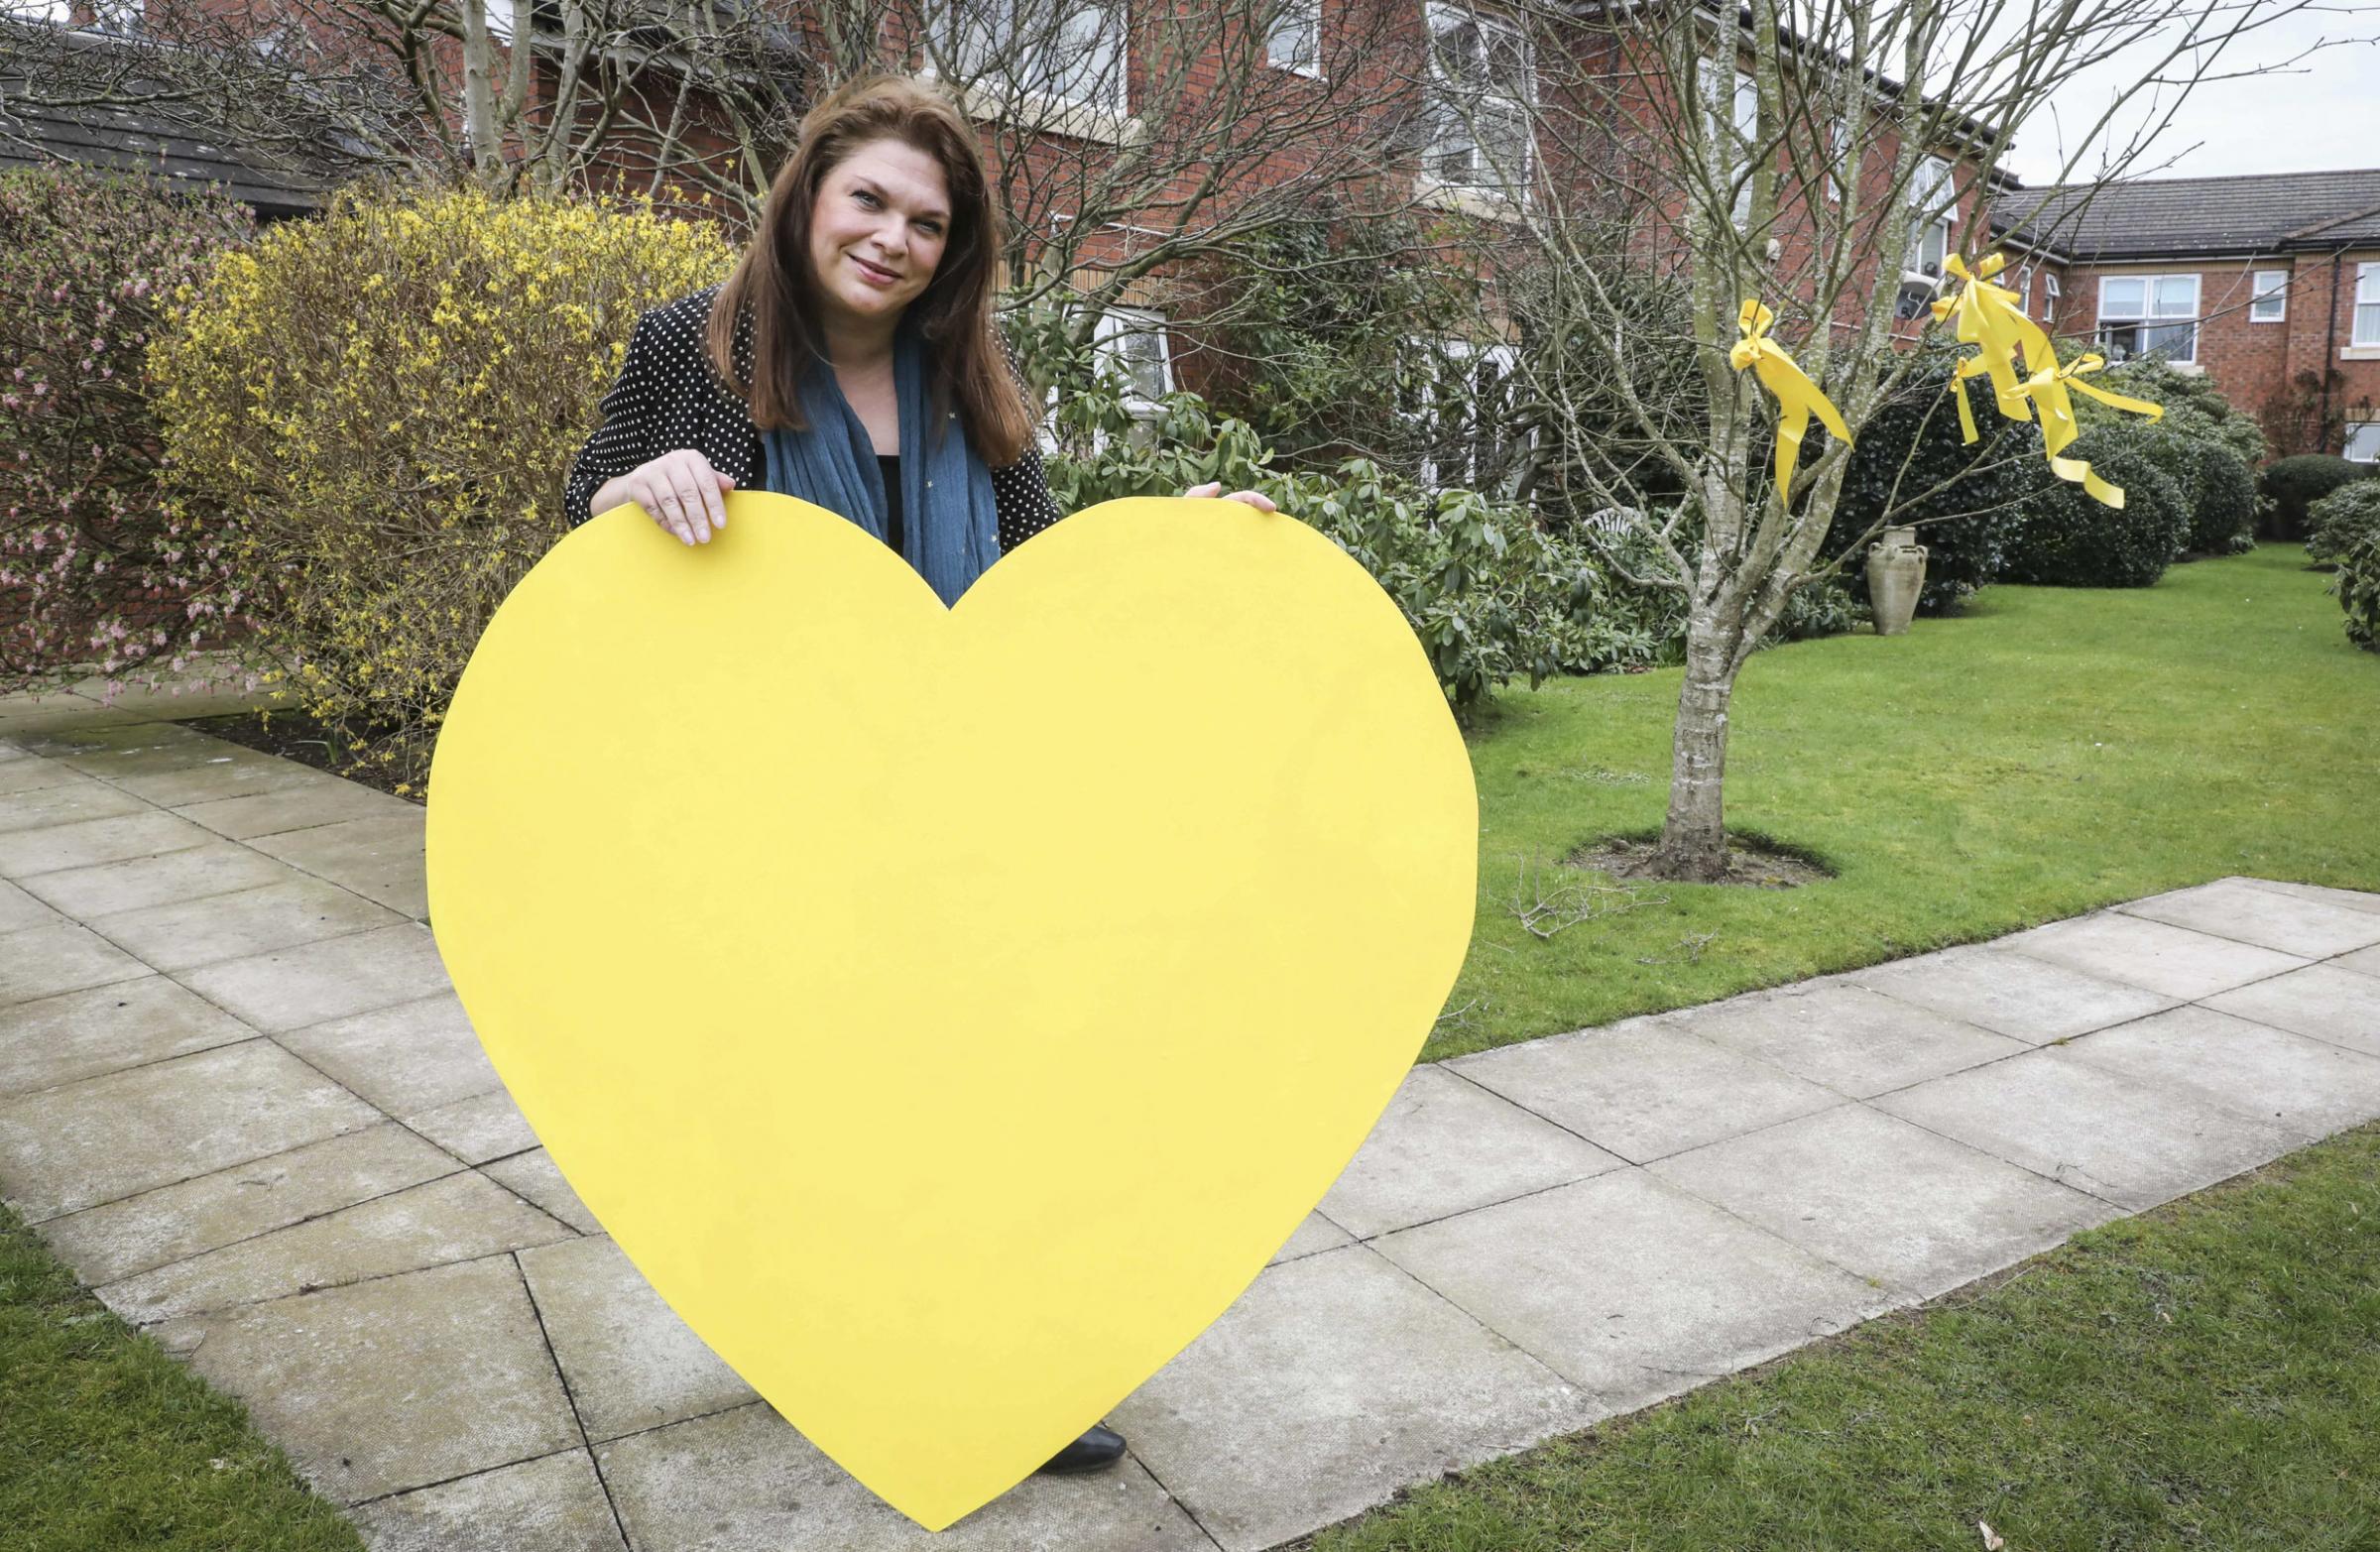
[2150,275,2198,317]
[2100,277,2146,319]
[2142,322,2197,360]
[2345,422,2380,462]
[2250,270,2287,321]
[1267,0,1319,69]
[2358,263,2380,305]
[2357,302,2380,348]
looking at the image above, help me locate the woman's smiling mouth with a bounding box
[850,254,902,286]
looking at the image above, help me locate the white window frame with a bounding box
[1696,63,1758,226]
[2097,273,2201,363]
[1906,156,1958,277]
[1093,306,1174,412]
[2043,270,2062,326]
[926,0,1128,116]
[1421,2,1535,205]
[1265,0,1323,78]
[2249,268,2289,324]
[2345,422,2380,462]
[2356,262,2380,348]
[2014,263,2036,318]
[1823,115,1848,204]
[1400,335,1522,491]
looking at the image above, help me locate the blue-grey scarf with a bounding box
[761,316,1002,607]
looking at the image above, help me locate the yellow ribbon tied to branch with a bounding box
[1929,251,2165,508]
[1928,254,2036,443]
[1731,299,1850,508]
[2019,351,2165,508]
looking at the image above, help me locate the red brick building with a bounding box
[1992,171,2380,462]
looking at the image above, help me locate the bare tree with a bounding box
[863,0,1442,398]
[1442,0,2329,881]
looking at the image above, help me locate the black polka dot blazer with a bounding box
[562,283,1066,550]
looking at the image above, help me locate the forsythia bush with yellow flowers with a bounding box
[153,183,732,788]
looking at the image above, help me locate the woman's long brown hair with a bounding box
[705,74,1034,467]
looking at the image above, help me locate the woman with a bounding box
[564,73,1270,1480]
[563,74,1271,587]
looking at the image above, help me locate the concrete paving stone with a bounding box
[1450,1015,1842,1163]
[517,1235,756,1442]
[280,992,502,1118]
[0,703,151,740]
[0,919,150,1005]
[2118,877,2380,959]
[349,1449,626,1552]
[1268,1210,1352,1264]
[0,878,62,933]
[39,1122,460,1286]
[1372,1171,1891,1418]
[98,1168,574,1324]
[2337,943,2380,980]
[0,1038,380,1222]
[248,812,428,919]
[0,974,256,1097]
[1318,1064,1623,1239]
[1666,982,2028,1099]
[11,839,304,917]
[0,757,92,796]
[1871,1048,2305,1212]
[2230,877,2380,918]
[1850,945,2178,1043]
[150,1254,579,1504]
[2202,964,2380,1058]
[91,877,407,973]
[1114,1245,1597,1552]
[101,751,326,809]
[409,1086,540,1164]
[177,921,452,1033]
[0,808,218,879]
[598,1401,1213,1552]
[174,777,421,842]
[0,777,151,834]
[2053,1005,2380,1141]
[1647,1105,2118,1301]
[1998,911,2308,1001]
[483,1149,602,1236]
[24,719,225,769]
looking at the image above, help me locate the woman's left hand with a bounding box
[1185,481,1277,512]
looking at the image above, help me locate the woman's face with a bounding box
[805,137,953,334]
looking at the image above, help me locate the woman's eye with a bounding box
[853,189,879,207]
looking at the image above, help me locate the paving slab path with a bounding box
[6,685,2380,1551]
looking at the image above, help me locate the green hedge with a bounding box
[2307,479,2380,569]
[2261,454,2371,539]
[1825,360,2041,615]
[2002,424,2188,588]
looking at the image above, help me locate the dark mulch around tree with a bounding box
[1568,830,1834,889]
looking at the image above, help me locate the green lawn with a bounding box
[0,1202,362,1552]
[1436,543,2380,1059]
[1304,1120,2380,1552]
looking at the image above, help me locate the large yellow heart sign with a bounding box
[424,493,1476,1530]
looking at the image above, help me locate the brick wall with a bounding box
[2045,250,2380,458]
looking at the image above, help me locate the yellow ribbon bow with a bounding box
[1930,251,2164,508]
[1731,299,1851,508]
[2017,351,2166,508]
[1929,253,2039,443]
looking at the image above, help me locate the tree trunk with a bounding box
[1646,619,1736,881]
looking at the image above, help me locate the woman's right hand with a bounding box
[595,448,736,545]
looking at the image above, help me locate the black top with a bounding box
[878,453,903,554]
[561,284,1064,551]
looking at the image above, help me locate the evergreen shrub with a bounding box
[2307,479,2380,568]
[2261,454,2370,538]
[2002,424,2188,587]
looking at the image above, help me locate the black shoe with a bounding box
[1037,1423,1127,1475]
